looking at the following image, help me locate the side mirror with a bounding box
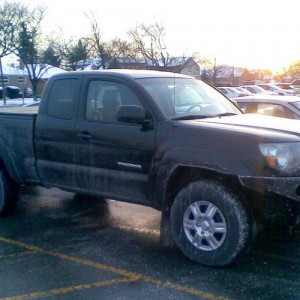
[117,105,147,124]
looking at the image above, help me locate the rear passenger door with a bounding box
[75,78,156,204]
[35,77,80,189]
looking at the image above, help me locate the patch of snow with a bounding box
[0,97,37,107]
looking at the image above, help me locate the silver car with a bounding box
[234,94,300,119]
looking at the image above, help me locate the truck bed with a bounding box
[0,107,38,183]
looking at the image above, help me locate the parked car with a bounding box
[291,79,300,89]
[24,87,33,98]
[217,86,248,98]
[275,82,296,90]
[234,87,253,96]
[0,86,21,99]
[240,85,277,95]
[234,94,300,119]
[257,83,296,96]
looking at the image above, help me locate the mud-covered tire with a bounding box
[170,180,253,267]
[0,168,20,217]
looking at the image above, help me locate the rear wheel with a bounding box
[170,180,253,266]
[0,168,20,217]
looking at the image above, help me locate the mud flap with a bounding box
[160,210,175,248]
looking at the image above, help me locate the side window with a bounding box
[237,102,254,113]
[2,76,9,84]
[47,79,78,119]
[257,103,288,118]
[86,81,143,123]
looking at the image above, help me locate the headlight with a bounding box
[259,142,300,173]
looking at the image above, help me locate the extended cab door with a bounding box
[75,77,156,204]
[35,76,81,188]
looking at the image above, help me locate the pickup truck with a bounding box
[1,69,300,267]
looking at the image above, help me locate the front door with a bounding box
[75,79,156,204]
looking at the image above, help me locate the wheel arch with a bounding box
[162,166,241,214]
[0,153,21,184]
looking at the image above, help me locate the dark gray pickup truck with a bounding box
[1,69,300,266]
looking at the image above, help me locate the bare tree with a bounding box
[105,38,138,68]
[58,37,90,70]
[288,61,300,80]
[192,52,216,82]
[254,69,273,81]
[85,13,138,69]
[13,4,54,98]
[0,1,26,103]
[128,22,170,67]
[85,13,111,69]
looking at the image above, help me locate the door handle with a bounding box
[77,132,92,140]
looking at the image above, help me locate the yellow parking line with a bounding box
[0,237,228,300]
[0,277,140,300]
[142,276,228,299]
[0,251,36,260]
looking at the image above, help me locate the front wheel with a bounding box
[0,168,20,217]
[170,180,253,266]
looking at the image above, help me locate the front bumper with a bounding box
[239,176,300,202]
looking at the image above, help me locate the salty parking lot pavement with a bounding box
[1,186,300,299]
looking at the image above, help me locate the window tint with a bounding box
[47,79,78,119]
[246,87,255,93]
[257,103,289,118]
[86,81,142,123]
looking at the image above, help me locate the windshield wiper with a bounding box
[172,112,238,121]
[172,115,213,121]
[213,112,238,118]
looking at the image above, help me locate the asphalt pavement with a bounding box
[0,186,300,300]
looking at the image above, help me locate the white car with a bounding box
[234,94,300,119]
[240,85,277,95]
[257,83,296,96]
[217,87,248,98]
[235,87,253,96]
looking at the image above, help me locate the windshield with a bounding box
[254,86,266,92]
[137,77,241,119]
[269,85,281,91]
[228,87,240,92]
[291,101,300,110]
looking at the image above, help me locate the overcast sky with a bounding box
[4,0,300,72]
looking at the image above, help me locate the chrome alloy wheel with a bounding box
[183,201,227,251]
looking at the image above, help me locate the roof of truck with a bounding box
[51,69,193,79]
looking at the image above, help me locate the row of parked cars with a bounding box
[218,83,298,98]
[217,82,300,120]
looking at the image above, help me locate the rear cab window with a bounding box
[47,79,79,119]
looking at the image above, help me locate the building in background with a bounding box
[1,64,67,96]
